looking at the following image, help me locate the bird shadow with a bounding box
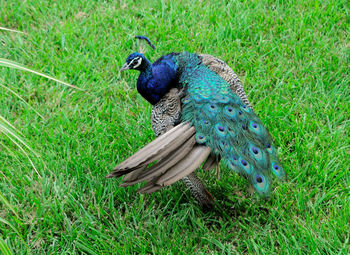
[146,182,273,231]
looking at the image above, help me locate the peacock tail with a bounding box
[174,52,286,195]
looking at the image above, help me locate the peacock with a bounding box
[107,37,286,208]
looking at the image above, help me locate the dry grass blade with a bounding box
[0,26,25,34]
[0,116,39,156]
[0,58,83,90]
[0,115,23,135]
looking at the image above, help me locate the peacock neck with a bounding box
[139,57,152,73]
[137,59,152,86]
[137,61,157,104]
[137,55,178,105]
[138,60,152,87]
[140,65,152,78]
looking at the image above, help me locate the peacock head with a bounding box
[120,52,149,72]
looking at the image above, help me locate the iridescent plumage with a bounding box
[175,52,286,195]
[108,49,286,207]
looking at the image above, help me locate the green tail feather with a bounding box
[176,52,286,196]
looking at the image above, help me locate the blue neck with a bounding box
[137,56,178,105]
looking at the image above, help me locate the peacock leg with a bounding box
[216,163,221,180]
[182,173,214,209]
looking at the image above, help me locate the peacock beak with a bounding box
[120,63,130,72]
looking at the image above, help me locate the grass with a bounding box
[0,0,349,254]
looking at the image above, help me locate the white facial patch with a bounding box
[132,57,142,69]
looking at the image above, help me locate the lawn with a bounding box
[0,0,349,254]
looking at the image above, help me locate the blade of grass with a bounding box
[0,236,13,255]
[0,218,29,253]
[0,192,21,220]
[0,115,23,136]
[0,116,41,178]
[0,118,39,157]
[0,83,43,118]
[0,58,82,90]
[0,131,41,178]
[0,26,24,34]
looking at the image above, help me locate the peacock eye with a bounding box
[241,159,248,166]
[238,110,242,115]
[218,126,225,132]
[256,175,263,183]
[242,105,247,108]
[252,123,258,128]
[131,57,142,68]
[266,143,271,149]
[252,147,259,154]
[195,133,207,144]
[273,164,279,170]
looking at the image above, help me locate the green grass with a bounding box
[0,0,349,254]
